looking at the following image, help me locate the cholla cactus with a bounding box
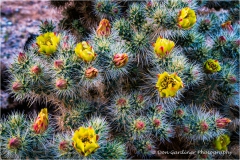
[3,0,239,159]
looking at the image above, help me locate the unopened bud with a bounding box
[135,120,145,130]
[8,137,21,149]
[153,119,161,127]
[85,67,98,79]
[116,98,127,107]
[18,52,27,63]
[31,65,41,75]
[56,79,67,90]
[219,36,226,44]
[12,81,23,92]
[200,121,209,132]
[59,141,70,152]
[54,60,64,69]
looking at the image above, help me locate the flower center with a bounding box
[160,76,176,91]
[207,61,218,70]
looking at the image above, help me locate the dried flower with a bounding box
[97,19,111,37]
[113,53,128,68]
[85,67,98,79]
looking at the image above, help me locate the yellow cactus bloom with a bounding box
[36,32,60,55]
[213,134,230,151]
[72,126,99,157]
[153,37,175,57]
[75,41,97,62]
[156,72,184,98]
[178,7,196,29]
[32,108,48,134]
[97,19,111,37]
[204,59,221,73]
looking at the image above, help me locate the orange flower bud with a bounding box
[216,118,231,128]
[113,53,128,68]
[97,19,111,37]
[221,21,233,32]
[85,67,98,79]
[32,108,48,134]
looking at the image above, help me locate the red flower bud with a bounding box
[219,36,226,44]
[116,98,127,107]
[56,79,68,90]
[175,109,184,117]
[184,126,190,133]
[153,119,161,127]
[156,105,163,113]
[227,75,237,84]
[136,95,144,103]
[12,81,23,92]
[8,137,21,149]
[135,120,145,130]
[30,65,41,75]
[200,121,209,132]
[59,141,70,152]
[54,60,64,69]
[18,52,27,63]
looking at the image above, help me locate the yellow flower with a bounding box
[97,19,111,37]
[72,126,99,157]
[36,32,60,55]
[156,72,184,98]
[113,53,129,68]
[32,108,48,134]
[178,7,196,29]
[75,41,97,62]
[153,37,175,57]
[213,134,230,151]
[204,59,221,73]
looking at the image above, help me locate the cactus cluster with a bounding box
[1,0,239,159]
